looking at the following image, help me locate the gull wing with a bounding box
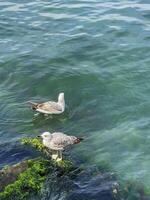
[36,101,62,114]
[50,132,75,150]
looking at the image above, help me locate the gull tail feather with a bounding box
[74,137,84,144]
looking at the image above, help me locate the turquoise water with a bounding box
[0,0,150,198]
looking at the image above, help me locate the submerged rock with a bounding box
[40,165,119,200]
[119,180,150,200]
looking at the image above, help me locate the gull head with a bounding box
[41,132,52,140]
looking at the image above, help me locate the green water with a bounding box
[0,0,150,198]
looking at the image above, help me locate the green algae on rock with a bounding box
[0,159,50,200]
[0,158,77,200]
[21,137,45,152]
[0,161,29,192]
[21,137,53,157]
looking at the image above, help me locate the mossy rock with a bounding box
[0,160,29,192]
[0,138,78,200]
[0,158,79,200]
[0,159,50,200]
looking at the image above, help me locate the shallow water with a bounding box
[0,0,150,198]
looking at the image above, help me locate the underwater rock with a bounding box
[39,165,119,200]
[119,180,150,200]
[66,168,119,200]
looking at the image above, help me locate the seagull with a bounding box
[28,93,65,115]
[39,131,83,161]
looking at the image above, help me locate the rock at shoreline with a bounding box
[0,161,28,192]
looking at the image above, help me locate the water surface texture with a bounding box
[0,0,150,198]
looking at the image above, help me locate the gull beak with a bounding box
[37,135,42,138]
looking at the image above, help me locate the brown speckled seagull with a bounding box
[40,131,83,161]
[28,92,65,115]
